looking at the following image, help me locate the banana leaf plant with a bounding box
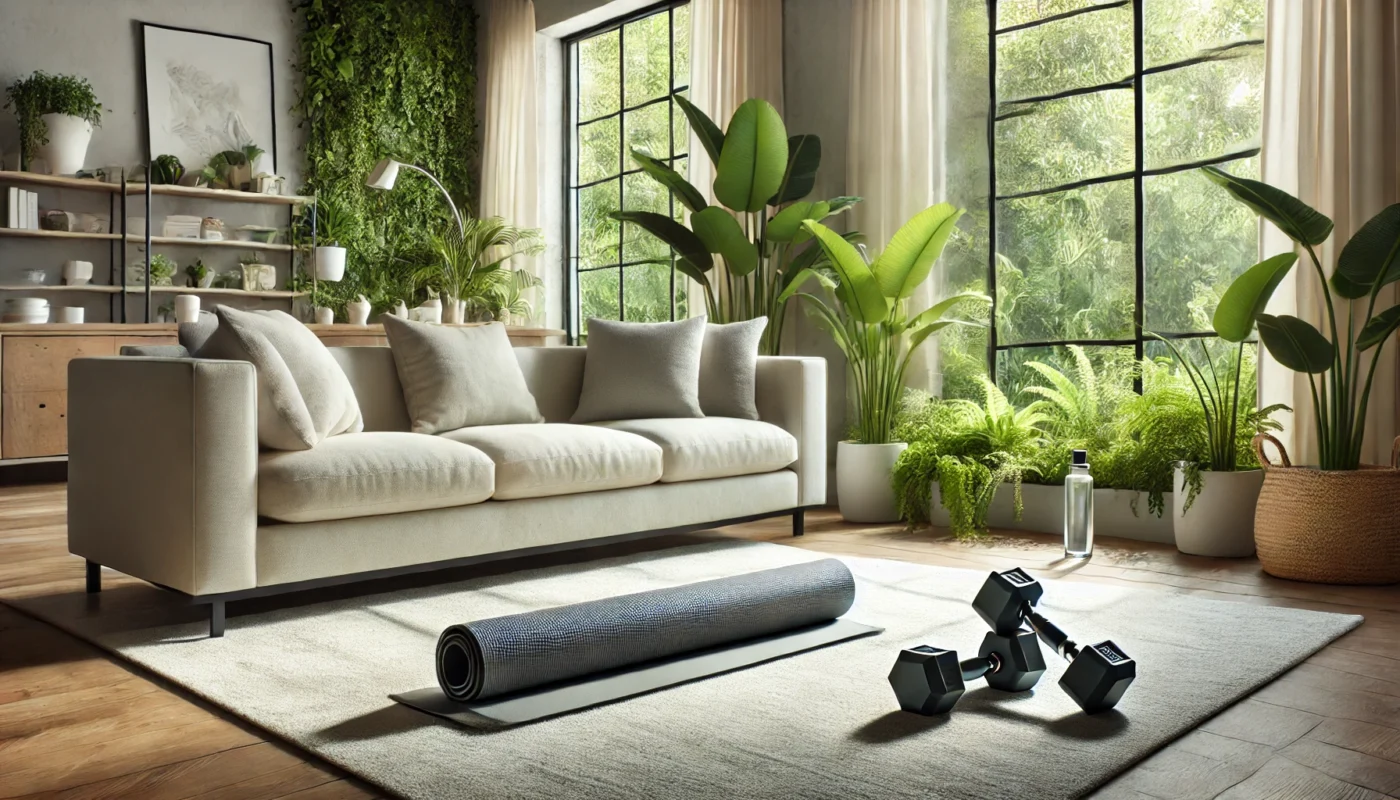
[795,204,989,444]
[1204,166,1400,470]
[609,96,859,355]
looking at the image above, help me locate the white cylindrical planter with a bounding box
[315,306,335,325]
[346,295,371,325]
[836,441,909,523]
[174,294,200,324]
[1172,467,1264,557]
[315,246,347,281]
[37,114,92,175]
[56,306,84,323]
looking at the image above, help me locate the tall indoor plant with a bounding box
[1204,166,1400,582]
[797,204,987,522]
[611,97,858,355]
[4,72,103,174]
[417,217,544,324]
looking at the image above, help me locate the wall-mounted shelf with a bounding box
[0,228,121,242]
[126,286,307,299]
[0,284,123,294]
[125,235,295,252]
[0,171,121,193]
[129,183,310,206]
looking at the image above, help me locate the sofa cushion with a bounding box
[592,418,797,483]
[440,424,662,500]
[258,432,494,523]
[700,318,767,420]
[571,316,707,423]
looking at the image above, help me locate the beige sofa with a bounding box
[67,346,826,635]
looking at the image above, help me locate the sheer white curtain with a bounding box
[847,0,948,392]
[478,0,541,284]
[1260,0,1399,465]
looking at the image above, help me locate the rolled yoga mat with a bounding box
[435,558,858,703]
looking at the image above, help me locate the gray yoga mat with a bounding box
[395,559,873,723]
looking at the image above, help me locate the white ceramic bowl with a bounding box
[2,312,50,324]
[5,297,49,313]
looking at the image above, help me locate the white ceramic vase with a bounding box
[315,246,347,281]
[346,294,371,326]
[37,114,92,175]
[418,297,442,324]
[62,260,93,285]
[314,306,334,325]
[1172,467,1264,557]
[392,300,408,318]
[836,441,909,523]
[174,294,201,324]
[441,295,462,324]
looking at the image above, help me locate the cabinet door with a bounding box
[3,336,116,394]
[3,391,67,459]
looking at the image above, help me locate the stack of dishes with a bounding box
[2,297,50,324]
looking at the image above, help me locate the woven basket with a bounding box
[1252,434,1400,585]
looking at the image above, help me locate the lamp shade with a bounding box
[366,158,400,191]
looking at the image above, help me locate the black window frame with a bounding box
[564,0,690,342]
[985,0,1264,390]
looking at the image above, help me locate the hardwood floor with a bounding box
[1,481,1397,799]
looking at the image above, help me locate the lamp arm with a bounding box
[401,163,465,239]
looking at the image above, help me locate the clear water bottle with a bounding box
[1064,449,1094,558]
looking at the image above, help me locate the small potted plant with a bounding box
[4,72,103,174]
[185,259,213,288]
[797,205,987,522]
[238,252,276,291]
[127,253,177,287]
[311,197,350,282]
[151,154,185,185]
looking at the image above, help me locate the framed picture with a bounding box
[140,23,277,176]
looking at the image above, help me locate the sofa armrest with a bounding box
[68,357,259,595]
[754,356,827,507]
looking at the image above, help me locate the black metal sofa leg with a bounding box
[793,508,805,537]
[209,601,226,638]
[85,560,101,593]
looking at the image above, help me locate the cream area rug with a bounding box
[12,541,1361,800]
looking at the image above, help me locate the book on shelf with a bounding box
[27,190,37,230]
[5,187,16,229]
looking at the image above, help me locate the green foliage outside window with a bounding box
[293,0,478,318]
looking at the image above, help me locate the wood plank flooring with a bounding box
[1,481,1397,799]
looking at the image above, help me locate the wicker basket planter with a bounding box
[1252,434,1400,585]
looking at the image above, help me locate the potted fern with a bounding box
[4,72,103,174]
[797,205,987,522]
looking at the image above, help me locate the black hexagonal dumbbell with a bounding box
[972,567,1136,714]
[888,630,1047,715]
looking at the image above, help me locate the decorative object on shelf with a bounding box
[475,267,543,325]
[3,297,49,323]
[310,195,349,281]
[801,204,987,522]
[151,154,185,184]
[174,294,201,324]
[315,244,346,282]
[55,306,84,323]
[1204,167,1400,584]
[392,300,409,318]
[239,252,275,291]
[347,294,371,325]
[228,143,266,191]
[39,210,79,231]
[414,219,544,326]
[4,187,38,230]
[200,216,226,241]
[130,253,177,286]
[211,269,241,289]
[234,225,279,244]
[155,300,175,323]
[62,260,93,286]
[413,296,442,324]
[22,268,47,285]
[77,212,108,233]
[162,214,202,238]
[314,306,334,324]
[185,259,213,288]
[3,71,103,173]
[141,24,276,178]
[252,173,284,195]
[612,96,857,355]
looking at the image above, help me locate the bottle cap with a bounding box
[1072,449,1088,466]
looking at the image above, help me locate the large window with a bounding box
[941,0,1265,399]
[566,1,690,340]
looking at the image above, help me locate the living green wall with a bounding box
[294,0,478,314]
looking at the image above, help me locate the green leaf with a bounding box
[767,201,829,242]
[1357,304,1400,351]
[1212,252,1299,341]
[690,207,758,276]
[674,93,724,167]
[630,149,708,213]
[609,211,713,272]
[1332,203,1400,299]
[803,220,887,324]
[907,319,980,354]
[872,203,965,300]
[1257,313,1335,373]
[768,134,821,205]
[908,291,991,327]
[1202,166,1334,246]
[826,196,861,215]
[713,99,789,212]
[776,267,837,304]
[336,58,354,80]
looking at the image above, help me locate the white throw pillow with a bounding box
[381,316,544,434]
[196,306,363,450]
[571,316,707,423]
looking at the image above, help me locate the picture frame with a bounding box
[139,23,277,179]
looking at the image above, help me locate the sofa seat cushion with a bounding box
[439,424,662,500]
[258,432,495,523]
[591,418,797,483]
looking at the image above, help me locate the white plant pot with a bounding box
[174,295,201,324]
[346,295,371,326]
[1172,467,1263,557]
[314,306,334,325]
[62,260,93,285]
[36,114,92,175]
[836,441,908,523]
[442,295,462,324]
[315,246,347,281]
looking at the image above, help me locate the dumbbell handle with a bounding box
[1020,603,1081,661]
[958,651,1003,682]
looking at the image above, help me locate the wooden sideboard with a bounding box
[0,322,566,463]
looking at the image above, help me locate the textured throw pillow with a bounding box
[381,315,544,434]
[196,306,363,450]
[699,317,767,420]
[571,316,707,423]
[179,310,219,353]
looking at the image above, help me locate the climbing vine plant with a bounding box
[292,0,478,316]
